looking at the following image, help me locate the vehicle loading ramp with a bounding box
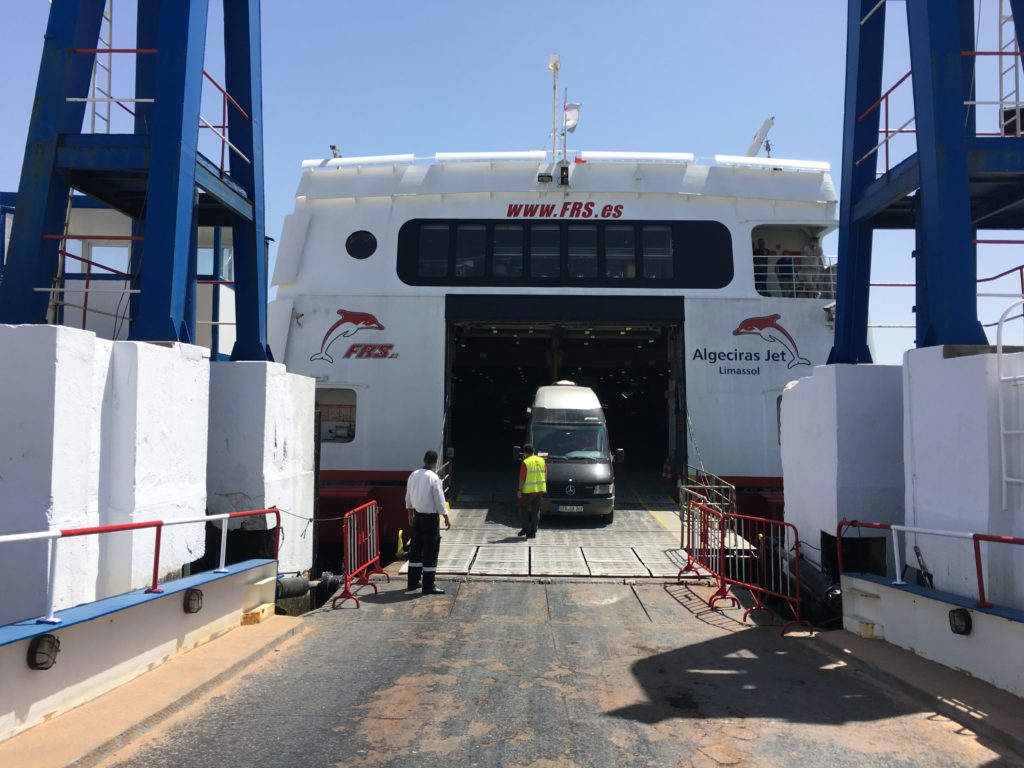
[399,506,689,578]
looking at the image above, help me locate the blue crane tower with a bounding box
[832,0,1024,362]
[0,0,271,360]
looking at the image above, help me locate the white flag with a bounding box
[563,102,581,133]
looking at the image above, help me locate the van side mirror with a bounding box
[614,448,625,464]
[513,446,523,461]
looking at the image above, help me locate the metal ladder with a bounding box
[999,0,1022,135]
[996,299,1024,510]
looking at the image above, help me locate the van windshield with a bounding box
[531,423,609,461]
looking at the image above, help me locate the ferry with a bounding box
[267,149,839,557]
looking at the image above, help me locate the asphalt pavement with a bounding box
[97,577,1016,768]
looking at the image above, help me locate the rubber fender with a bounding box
[275,576,311,600]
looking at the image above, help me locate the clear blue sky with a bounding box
[2,2,1022,362]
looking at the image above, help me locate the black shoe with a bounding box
[422,586,446,595]
[407,583,420,592]
[526,533,536,539]
[517,529,527,536]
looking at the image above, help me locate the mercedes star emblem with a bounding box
[565,485,576,496]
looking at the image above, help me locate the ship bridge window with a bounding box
[642,226,673,279]
[456,224,486,276]
[568,225,598,278]
[398,218,733,289]
[493,224,523,277]
[530,225,560,278]
[418,224,449,277]
[317,388,357,443]
[605,225,635,279]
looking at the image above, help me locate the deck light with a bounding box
[948,608,972,636]
[559,165,570,186]
[27,634,60,670]
[184,588,204,614]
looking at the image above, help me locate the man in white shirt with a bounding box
[405,449,451,595]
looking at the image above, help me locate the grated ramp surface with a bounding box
[633,547,687,577]
[529,546,590,576]
[582,546,651,577]
[470,544,530,575]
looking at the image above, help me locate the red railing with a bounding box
[200,70,251,176]
[857,69,914,173]
[836,518,1024,609]
[678,497,812,635]
[331,500,390,609]
[0,508,280,624]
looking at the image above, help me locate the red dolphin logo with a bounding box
[732,314,810,369]
[310,309,385,363]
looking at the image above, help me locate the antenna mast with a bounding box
[548,53,560,161]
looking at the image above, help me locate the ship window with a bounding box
[605,225,635,279]
[568,225,598,278]
[346,230,377,260]
[493,224,523,277]
[317,388,357,444]
[418,224,449,277]
[530,225,560,278]
[642,226,673,279]
[455,224,486,277]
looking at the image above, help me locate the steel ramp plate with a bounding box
[582,546,651,577]
[529,546,589,576]
[632,547,687,577]
[470,544,530,575]
[397,545,478,575]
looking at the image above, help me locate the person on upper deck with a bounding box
[774,243,795,298]
[799,235,824,297]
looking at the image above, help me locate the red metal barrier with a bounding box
[678,499,812,635]
[331,500,390,609]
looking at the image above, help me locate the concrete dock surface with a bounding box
[83,577,1016,768]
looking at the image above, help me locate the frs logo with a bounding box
[310,309,396,363]
[732,314,810,369]
[343,344,396,359]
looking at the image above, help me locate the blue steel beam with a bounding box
[0,0,106,324]
[829,0,886,364]
[905,0,985,347]
[223,0,272,360]
[129,0,209,343]
[851,153,921,224]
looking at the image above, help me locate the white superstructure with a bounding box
[270,150,838,513]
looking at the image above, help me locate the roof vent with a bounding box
[554,380,577,386]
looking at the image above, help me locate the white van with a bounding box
[515,381,624,524]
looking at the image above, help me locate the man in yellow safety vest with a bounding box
[516,443,547,539]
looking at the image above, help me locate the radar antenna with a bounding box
[745,116,775,157]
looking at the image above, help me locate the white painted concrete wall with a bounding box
[100,342,210,597]
[781,363,904,570]
[841,574,1024,699]
[207,362,315,574]
[0,562,276,742]
[902,347,1024,610]
[0,326,109,625]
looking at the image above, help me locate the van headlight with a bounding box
[594,484,614,495]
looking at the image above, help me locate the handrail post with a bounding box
[215,518,229,573]
[973,535,993,608]
[146,523,164,593]
[39,537,62,624]
[891,527,906,584]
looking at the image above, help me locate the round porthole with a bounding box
[346,231,377,260]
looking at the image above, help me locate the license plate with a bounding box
[558,505,584,512]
